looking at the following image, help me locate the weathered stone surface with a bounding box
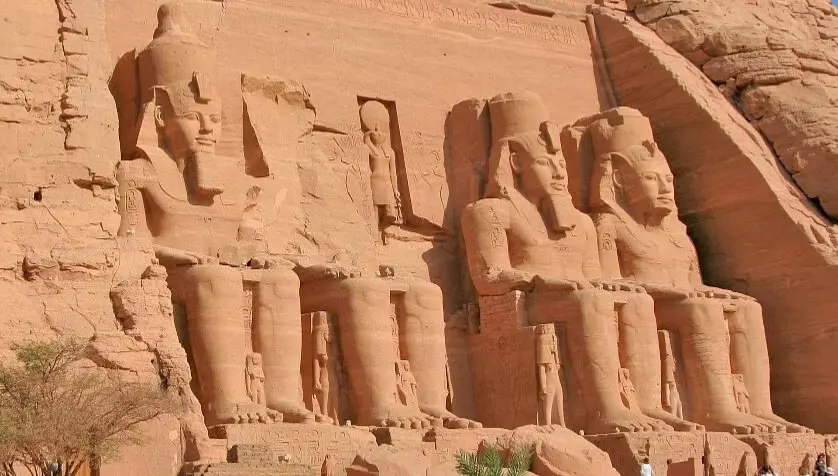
[4,0,838,474]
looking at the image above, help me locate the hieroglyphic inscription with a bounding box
[221,424,376,469]
[324,0,587,48]
[243,285,255,352]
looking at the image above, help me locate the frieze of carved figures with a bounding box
[565,106,812,434]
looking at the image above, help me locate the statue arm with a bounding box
[387,148,400,201]
[538,364,547,397]
[592,213,622,280]
[461,202,534,295]
[581,215,604,280]
[115,159,151,238]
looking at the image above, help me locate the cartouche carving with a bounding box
[460,91,683,434]
[535,324,565,426]
[577,106,811,434]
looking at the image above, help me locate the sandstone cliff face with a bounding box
[0,0,207,471]
[625,0,838,221]
[591,3,838,431]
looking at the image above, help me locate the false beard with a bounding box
[542,193,578,233]
[186,151,224,199]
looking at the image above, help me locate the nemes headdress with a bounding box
[484,91,560,199]
[137,2,218,109]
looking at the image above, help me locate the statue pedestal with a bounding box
[209,423,376,472]
[737,432,828,476]
[587,431,760,476]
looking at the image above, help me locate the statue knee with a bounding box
[402,279,443,312]
[341,277,391,303]
[182,264,241,297]
[259,268,300,300]
[575,288,614,315]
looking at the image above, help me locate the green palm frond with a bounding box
[507,444,535,476]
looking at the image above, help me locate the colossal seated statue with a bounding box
[573,107,810,434]
[114,3,475,430]
[460,91,697,433]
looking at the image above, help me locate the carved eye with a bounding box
[183,112,199,121]
[666,175,674,182]
[536,158,550,167]
[644,174,656,181]
[210,115,221,124]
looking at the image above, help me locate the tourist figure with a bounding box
[640,457,654,476]
[816,454,828,476]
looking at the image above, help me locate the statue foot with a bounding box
[419,405,482,429]
[268,401,317,424]
[704,412,784,434]
[315,413,335,425]
[221,402,283,424]
[587,408,673,434]
[642,407,704,431]
[378,405,443,429]
[754,412,813,434]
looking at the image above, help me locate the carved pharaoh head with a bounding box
[484,92,578,232]
[587,108,676,218]
[360,100,391,146]
[247,352,262,367]
[484,91,563,201]
[138,2,224,199]
[153,73,222,160]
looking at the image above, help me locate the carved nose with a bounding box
[199,115,213,132]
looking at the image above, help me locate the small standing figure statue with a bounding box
[659,331,684,419]
[536,324,566,427]
[360,100,402,227]
[619,368,640,411]
[396,360,420,408]
[732,373,751,414]
[245,353,266,406]
[321,453,336,476]
[312,312,332,419]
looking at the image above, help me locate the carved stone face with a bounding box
[617,141,675,216]
[512,142,567,200]
[156,95,222,160]
[368,127,388,147]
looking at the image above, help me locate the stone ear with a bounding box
[508,148,522,174]
[154,104,165,129]
[608,153,626,190]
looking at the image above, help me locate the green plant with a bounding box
[455,442,534,476]
[0,339,177,476]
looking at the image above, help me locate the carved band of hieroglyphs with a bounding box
[323,0,587,47]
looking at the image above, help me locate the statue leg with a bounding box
[399,279,481,429]
[656,297,779,434]
[530,287,669,434]
[300,277,440,428]
[171,264,279,425]
[618,291,702,431]
[253,268,319,424]
[728,299,811,433]
[552,372,566,427]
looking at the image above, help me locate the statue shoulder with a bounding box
[591,211,626,234]
[116,156,154,186]
[463,198,511,226]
